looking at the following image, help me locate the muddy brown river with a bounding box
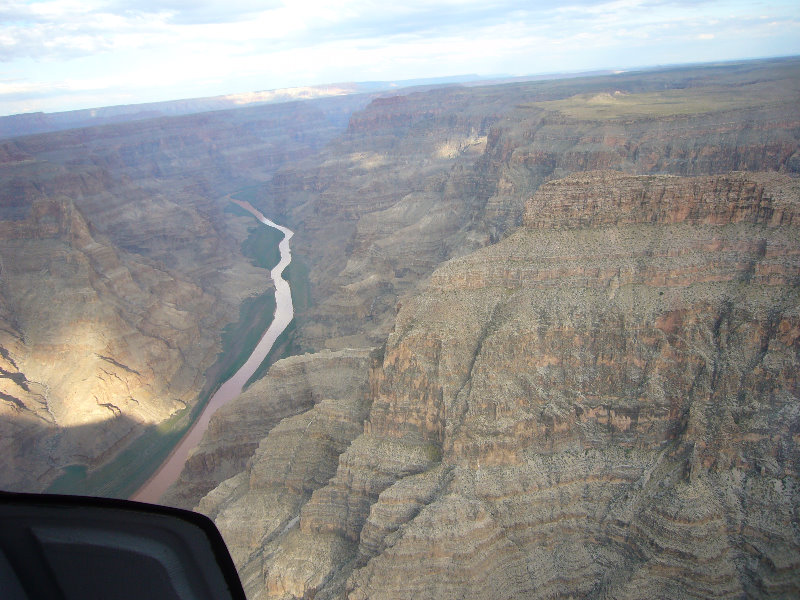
[131,200,293,503]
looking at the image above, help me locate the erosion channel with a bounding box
[132,200,294,504]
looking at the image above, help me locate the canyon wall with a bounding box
[161,348,375,508]
[176,59,800,599]
[1,57,798,598]
[252,58,800,353]
[208,170,799,599]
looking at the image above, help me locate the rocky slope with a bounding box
[192,348,378,593]
[148,60,800,597]
[0,188,244,490]
[205,171,800,599]
[162,348,375,508]
[2,56,799,598]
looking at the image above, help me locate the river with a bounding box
[131,200,294,504]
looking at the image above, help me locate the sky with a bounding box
[1,0,798,116]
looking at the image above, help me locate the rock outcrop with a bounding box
[210,171,800,599]
[2,56,799,598]
[191,349,377,595]
[162,348,375,508]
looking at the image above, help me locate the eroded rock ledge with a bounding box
[163,348,375,509]
[207,171,800,599]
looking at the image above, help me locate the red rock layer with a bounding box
[255,60,800,353]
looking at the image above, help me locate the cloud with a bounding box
[107,0,283,25]
[0,1,774,62]
[0,77,66,97]
[1,0,798,114]
[0,2,173,61]
[0,0,694,61]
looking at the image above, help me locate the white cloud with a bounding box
[0,78,64,96]
[0,0,798,114]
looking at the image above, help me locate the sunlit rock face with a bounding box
[2,56,799,598]
[0,96,367,492]
[346,172,798,600]
[0,190,229,490]
[209,171,799,599]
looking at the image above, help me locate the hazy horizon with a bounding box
[3,55,797,120]
[2,0,799,117]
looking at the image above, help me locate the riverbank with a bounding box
[130,200,294,503]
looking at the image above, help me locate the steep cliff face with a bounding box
[191,349,378,595]
[3,58,799,600]
[263,88,496,350]
[0,174,266,490]
[211,171,800,599]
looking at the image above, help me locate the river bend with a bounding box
[131,200,293,503]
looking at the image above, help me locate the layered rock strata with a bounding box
[162,349,374,508]
[254,58,800,353]
[191,349,377,595]
[209,171,800,599]
[0,192,248,489]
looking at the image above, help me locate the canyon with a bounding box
[0,94,370,494]
[132,200,295,504]
[201,171,800,599]
[0,57,798,598]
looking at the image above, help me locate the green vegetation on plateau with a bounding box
[529,76,800,120]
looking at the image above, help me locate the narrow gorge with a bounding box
[0,94,368,495]
[132,200,295,504]
[180,58,800,599]
[198,171,800,600]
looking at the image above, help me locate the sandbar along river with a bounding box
[131,200,293,503]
